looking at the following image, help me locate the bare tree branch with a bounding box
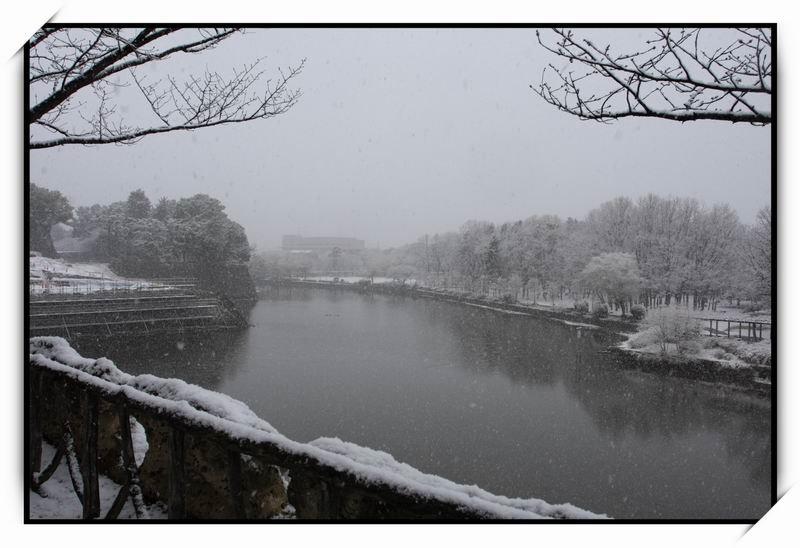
[532,27,772,125]
[29,27,304,148]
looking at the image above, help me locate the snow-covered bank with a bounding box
[624,326,772,369]
[29,336,604,520]
[460,301,531,316]
[30,256,123,280]
[300,275,412,285]
[29,256,165,295]
[284,278,771,389]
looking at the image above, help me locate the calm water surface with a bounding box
[74,287,771,519]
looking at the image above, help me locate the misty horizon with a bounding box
[29,28,770,251]
[46,188,769,253]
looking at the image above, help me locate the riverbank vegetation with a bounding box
[620,306,771,368]
[627,325,772,368]
[251,193,772,369]
[252,194,772,317]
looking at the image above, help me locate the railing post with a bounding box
[106,405,147,520]
[81,392,101,519]
[168,426,186,519]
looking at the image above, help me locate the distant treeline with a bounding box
[30,184,251,279]
[75,190,251,278]
[252,195,771,312]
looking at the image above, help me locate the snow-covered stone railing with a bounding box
[28,337,604,520]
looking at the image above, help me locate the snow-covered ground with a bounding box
[459,301,531,316]
[622,328,772,369]
[300,275,415,285]
[619,302,772,368]
[29,256,167,295]
[30,441,168,520]
[29,336,603,520]
[30,256,124,280]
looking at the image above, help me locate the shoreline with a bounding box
[264,279,771,396]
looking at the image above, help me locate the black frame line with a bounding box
[23,22,778,525]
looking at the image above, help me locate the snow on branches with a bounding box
[533,27,771,124]
[29,28,305,147]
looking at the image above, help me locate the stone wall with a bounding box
[30,351,589,520]
[197,263,256,302]
[33,370,288,519]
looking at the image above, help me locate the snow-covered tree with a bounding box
[585,197,635,253]
[456,221,496,285]
[387,264,417,285]
[29,182,73,257]
[153,197,177,222]
[125,189,152,219]
[71,192,250,276]
[29,28,304,148]
[534,27,771,124]
[579,252,642,314]
[741,206,771,303]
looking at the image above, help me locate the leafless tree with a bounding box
[533,27,771,124]
[741,206,772,299]
[29,27,305,148]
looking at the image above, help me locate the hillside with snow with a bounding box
[29,256,159,295]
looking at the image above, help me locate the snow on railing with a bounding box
[28,336,604,520]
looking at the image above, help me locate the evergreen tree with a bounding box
[484,234,501,278]
[29,183,73,257]
[153,197,177,221]
[125,189,152,219]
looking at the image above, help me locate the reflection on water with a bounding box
[73,287,771,519]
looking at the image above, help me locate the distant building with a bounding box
[282,235,365,253]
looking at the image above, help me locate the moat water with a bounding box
[73,286,771,519]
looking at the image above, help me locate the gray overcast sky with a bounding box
[30,28,771,250]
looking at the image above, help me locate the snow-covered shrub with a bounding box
[574,301,590,314]
[678,339,703,356]
[500,293,515,304]
[630,304,646,320]
[711,348,728,360]
[593,303,609,318]
[712,338,772,366]
[645,307,701,355]
[628,326,660,349]
[742,301,766,314]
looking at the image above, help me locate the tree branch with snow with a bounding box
[532,27,772,125]
[29,27,305,148]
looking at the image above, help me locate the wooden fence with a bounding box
[698,318,772,342]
